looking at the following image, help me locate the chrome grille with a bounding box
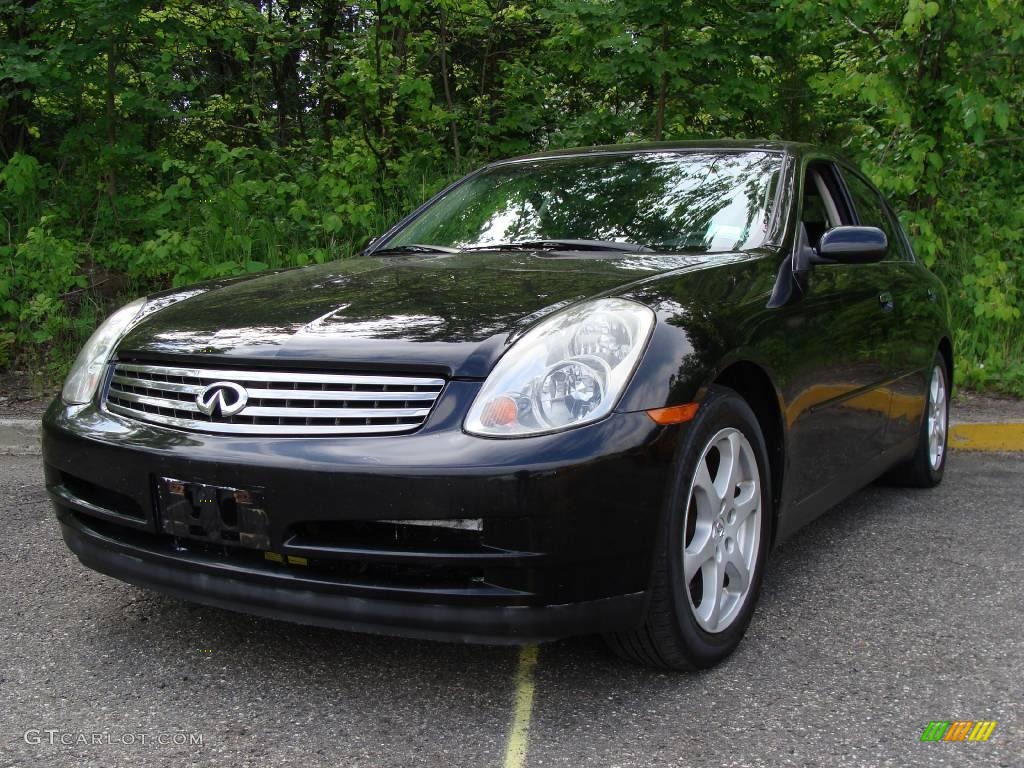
[104,362,445,436]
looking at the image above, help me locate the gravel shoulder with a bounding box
[950,389,1024,423]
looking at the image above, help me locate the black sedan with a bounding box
[42,141,951,670]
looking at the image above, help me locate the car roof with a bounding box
[491,140,822,166]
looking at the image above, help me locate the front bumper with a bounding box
[57,510,645,644]
[43,380,682,643]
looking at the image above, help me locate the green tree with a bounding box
[1,0,1021,391]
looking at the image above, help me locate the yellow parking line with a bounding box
[949,423,1024,452]
[503,645,539,768]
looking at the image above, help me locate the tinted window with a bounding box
[882,203,914,262]
[386,151,783,253]
[842,171,911,261]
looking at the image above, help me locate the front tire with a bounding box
[606,387,771,670]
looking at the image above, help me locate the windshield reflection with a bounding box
[385,151,781,254]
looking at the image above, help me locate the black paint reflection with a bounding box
[117,250,734,374]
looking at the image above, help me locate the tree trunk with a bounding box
[439,8,461,163]
[0,0,37,159]
[282,0,304,141]
[654,25,668,141]
[105,39,119,223]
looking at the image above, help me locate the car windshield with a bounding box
[381,150,782,254]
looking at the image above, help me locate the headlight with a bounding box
[61,297,147,405]
[465,298,655,437]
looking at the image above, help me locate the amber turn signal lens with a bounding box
[646,403,700,425]
[480,395,518,427]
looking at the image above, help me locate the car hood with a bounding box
[118,251,731,377]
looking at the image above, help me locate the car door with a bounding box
[778,160,896,523]
[838,167,933,451]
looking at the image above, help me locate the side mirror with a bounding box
[817,226,888,264]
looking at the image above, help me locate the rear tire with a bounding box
[606,386,772,670]
[883,354,949,488]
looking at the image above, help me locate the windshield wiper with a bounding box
[370,243,462,256]
[461,239,652,253]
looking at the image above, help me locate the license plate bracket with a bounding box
[156,477,270,550]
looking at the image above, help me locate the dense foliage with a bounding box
[2,0,1022,392]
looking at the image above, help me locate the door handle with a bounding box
[879,292,894,311]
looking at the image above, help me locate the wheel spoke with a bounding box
[724,546,750,593]
[714,431,740,501]
[692,459,720,506]
[684,532,715,582]
[706,557,726,631]
[731,481,759,529]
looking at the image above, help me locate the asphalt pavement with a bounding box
[1,451,1021,768]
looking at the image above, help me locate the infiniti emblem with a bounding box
[196,381,249,418]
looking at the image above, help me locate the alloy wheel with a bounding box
[928,364,948,471]
[682,427,762,634]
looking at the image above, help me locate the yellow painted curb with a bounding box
[949,423,1024,452]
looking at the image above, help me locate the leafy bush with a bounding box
[1,0,1021,394]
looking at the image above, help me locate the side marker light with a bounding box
[646,403,700,425]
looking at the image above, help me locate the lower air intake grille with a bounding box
[104,362,445,436]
